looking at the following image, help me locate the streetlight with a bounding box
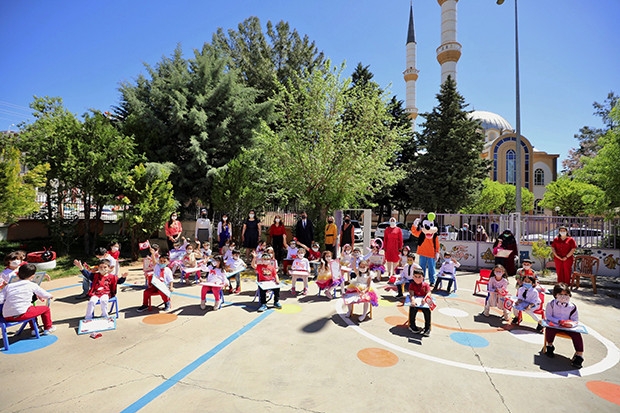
[497,0,522,216]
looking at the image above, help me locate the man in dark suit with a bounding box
[294,211,314,247]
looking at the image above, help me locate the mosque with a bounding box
[403,0,559,215]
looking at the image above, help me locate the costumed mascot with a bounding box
[410,213,440,285]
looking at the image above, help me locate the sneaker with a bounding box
[409,325,422,334]
[42,326,57,335]
[274,302,282,309]
[137,305,149,312]
[325,290,333,299]
[421,328,431,337]
[545,345,555,358]
[404,296,411,306]
[234,286,241,294]
[571,355,584,369]
[359,312,368,322]
[258,304,268,312]
[536,324,544,334]
[301,288,307,296]
[213,301,221,311]
[290,288,297,296]
[345,310,351,318]
[164,302,171,312]
[482,311,490,317]
[511,316,520,325]
[395,293,404,298]
[200,300,206,310]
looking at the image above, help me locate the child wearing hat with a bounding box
[515,258,534,288]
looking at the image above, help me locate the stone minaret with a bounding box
[403,3,419,128]
[436,0,461,84]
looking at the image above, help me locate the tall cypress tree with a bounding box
[411,76,489,213]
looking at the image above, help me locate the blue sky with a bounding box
[1,0,618,165]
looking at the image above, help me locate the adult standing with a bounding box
[551,226,577,285]
[216,214,232,252]
[339,215,355,252]
[475,225,488,242]
[383,217,403,278]
[490,219,500,242]
[324,216,338,258]
[164,212,183,252]
[269,215,287,263]
[457,223,474,241]
[493,229,519,276]
[194,208,212,245]
[294,211,314,248]
[241,210,262,261]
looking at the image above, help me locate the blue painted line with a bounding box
[121,310,273,413]
[48,283,81,292]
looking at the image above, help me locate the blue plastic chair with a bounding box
[1,303,40,350]
[89,296,119,318]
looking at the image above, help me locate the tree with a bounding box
[498,184,535,214]
[0,138,49,225]
[539,176,607,216]
[410,76,489,212]
[562,92,618,174]
[253,62,408,220]
[211,17,325,101]
[461,178,505,214]
[117,44,273,210]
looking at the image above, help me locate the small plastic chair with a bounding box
[89,296,119,318]
[571,255,599,294]
[435,270,457,293]
[474,269,492,295]
[515,290,546,324]
[1,304,40,350]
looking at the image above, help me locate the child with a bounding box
[225,249,246,293]
[282,240,299,274]
[138,255,174,312]
[255,240,268,257]
[344,260,378,321]
[74,258,127,320]
[1,251,22,286]
[393,253,421,298]
[397,246,411,274]
[364,242,386,283]
[107,241,121,260]
[222,240,236,262]
[255,254,282,312]
[290,247,310,296]
[96,246,119,277]
[0,264,56,335]
[482,264,511,320]
[180,243,202,284]
[316,251,334,295]
[408,269,433,337]
[75,248,119,299]
[433,252,461,292]
[544,283,584,368]
[200,255,229,311]
[515,258,534,287]
[298,241,321,279]
[511,272,543,333]
[142,244,161,287]
[200,241,212,260]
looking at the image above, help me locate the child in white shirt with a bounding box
[433,252,461,293]
[290,247,310,296]
[482,264,510,320]
[225,249,246,293]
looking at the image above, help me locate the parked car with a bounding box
[351,219,363,241]
[523,228,604,248]
[374,222,411,241]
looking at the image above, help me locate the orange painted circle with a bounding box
[384,316,408,326]
[357,348,399,367]
[142,313,178,325]
[586,381,620,406]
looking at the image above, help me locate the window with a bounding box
[506,150,516,184]
[534,199,544,215]
[534,168,545,186]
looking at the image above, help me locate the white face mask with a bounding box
[559,231,567,237]
[390,221,396,228]
[275,218,280,223]
[557,294,570,304]
[312,247,319,252]
[494,272,503,278]
[359,267,368,273]
[111,247,119,252]
[171,215,177,220]
[10,259,21,268]
[444,258,451,262]
[249,214,255,218]
[223,217,227,221]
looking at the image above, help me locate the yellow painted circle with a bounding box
[278,304,303,314]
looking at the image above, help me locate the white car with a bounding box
[351,220,363,241]
[374,222,411,241]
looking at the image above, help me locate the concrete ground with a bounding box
[2,264,620,413]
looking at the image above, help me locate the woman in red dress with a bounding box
[551,226,577,285]
[383,218,403,279]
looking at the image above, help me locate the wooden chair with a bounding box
[474,269,492,295]
[571,255,599,294]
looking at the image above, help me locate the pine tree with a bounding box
[411,76,489,213]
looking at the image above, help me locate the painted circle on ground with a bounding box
[439,308,469,318]
[357,347,399,367]
[586,381,620,406]
[142,313,178,325]
[509,329,544,344]
[1,334,58,354]
[377,298,393,307]
[278,303,302,314]
[450,332,489,348]
[384,316,408,326]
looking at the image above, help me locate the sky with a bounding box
[1,0,618,165]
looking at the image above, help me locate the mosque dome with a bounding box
[469,110,513,132]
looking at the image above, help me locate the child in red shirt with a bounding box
[408,269,433,337]
[74,258,126,319]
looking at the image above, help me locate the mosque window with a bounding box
[534,199,544,215]
[506,150,516,184]
[534,168,545,186]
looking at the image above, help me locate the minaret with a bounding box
[403,3,419,128]
[436,0,461,84]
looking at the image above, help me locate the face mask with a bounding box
[312,247,319,252]
[557,294,570,304]
[494,272,503,278]
[559,231,567,237]
[249,214,255,218]
[298,254,305,258]
[201,213,207,218]
[523,282,532,289]
[223,217,227,221]
[359,268,368,273]
[390,221,396,228]
[171,215,177,220]
[328,219,334,223]
[444,258,451,262]
[275,218,280,223]
[111,247,119,252]
[10,259,21,268]
[301,216,307,220]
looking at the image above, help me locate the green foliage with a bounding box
[0,140,49,224]
[498,183,535,214]
[117,44,273,210]
[531,238,553,274]
[461,178,505,214]
[539,176,608,216]
[411,76,489,212]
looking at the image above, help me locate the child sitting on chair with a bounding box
[74,258,127,320]
[256,254,282,312]
[393,253,421,298]
[200,255,229,311]
[408,269,433,337]
[511,271,543,333]
[344,260,378,321]
[225,249,246,294]
[515,258,534,288]
[482,264,511,320]
[138,255,173,312]
[433,252,460,292]
[142,243,160,287]
[544,283,584,368]
[282,239,299,275]
[364,241,386,283]
[0,263,56,335]
[180,243,202,284]
[290,247,311,296]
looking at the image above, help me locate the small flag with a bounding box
[139,240,151,250]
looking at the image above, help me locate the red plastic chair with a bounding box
[474,269,492,295]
